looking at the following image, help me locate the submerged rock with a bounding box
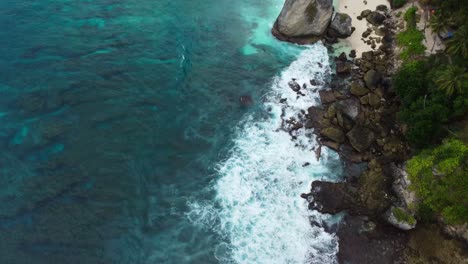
[273,0,333,42]
[239,95,253,106]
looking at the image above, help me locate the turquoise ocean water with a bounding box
[0,0,343,263]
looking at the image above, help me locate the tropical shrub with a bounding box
[397,28,425,60]
[404,6,419,28]
[407,139,468,224]
[392,0,407,9]
[394,60,427,105]
[435,66,468,96]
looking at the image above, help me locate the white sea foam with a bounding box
[188,44,340,264]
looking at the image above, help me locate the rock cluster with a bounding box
[288,9,420,232]
[272,0,354,44]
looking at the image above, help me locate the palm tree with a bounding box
[429,14,453,35]
[435,66,468,96]
[446,26,468,59]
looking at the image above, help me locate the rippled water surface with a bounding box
[0,0,342,263]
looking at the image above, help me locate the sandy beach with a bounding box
[336,0,390,56]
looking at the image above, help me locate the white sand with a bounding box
[336,0,390,57]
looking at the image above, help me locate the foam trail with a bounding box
[189,44,340,264]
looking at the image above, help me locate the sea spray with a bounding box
[188,44,342,264]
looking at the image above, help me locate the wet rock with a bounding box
[336,215,409,264]
[320,126,345,143]
[309,181,354,214]
[288,80,301,92]
[336,61,352,75]
[337,52,348,62]
[310,79,321,86]
[319,90,336,104]
[347,125,375,152]
[349,49,356,58]
[329,13,353,38]
[321,140,340,151]
[307,106,329,126]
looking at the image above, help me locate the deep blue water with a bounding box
[0,0,342,263]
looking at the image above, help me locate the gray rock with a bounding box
[390,163,418,210]
[275,0,333,37]
[385,206,416,231]
[336,98,360,121]
[347,125,375,152]
[330,13,353,38]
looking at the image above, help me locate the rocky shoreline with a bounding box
[273,1,468,263]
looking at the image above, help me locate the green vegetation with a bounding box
[435,66,468,96]
[392,0,407,8]
[392,0,468,230]
[404,6,419,27]
[447,25,468,59]
[407,139,468,224]
[397,7,424,60]
[394,0,468,147]
[393,207,417,225]
[393,57,467,146]
[397,28,425,60]
[429,14,454,36]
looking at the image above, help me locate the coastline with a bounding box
[336,0,390,57]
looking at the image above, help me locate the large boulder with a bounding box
[329,13,353,38]
[364,70,381,89]
[319,90,336,104]
[273,0,333,41]
[320,126,345,143]
[350,81,370,96]
[385,206,417,230]
[336,60,352,75]
[335,98,360,121]
[347,125,375,152]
